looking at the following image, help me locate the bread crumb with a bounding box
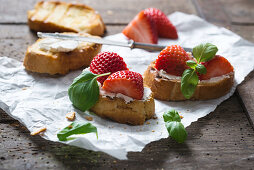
[152,130,155,132]
[22,87,28,90]
[107,10,113,15]
[180,116,183,119]
[152,116,158,119]
[30,127,46,136]
[146,121,150,125]
[66,112,75,121]
[85,116,93,121]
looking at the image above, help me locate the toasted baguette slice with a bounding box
[23,32,102,75]
[144,63,234,101]
[28,1,105,36]
[91,90,155,125]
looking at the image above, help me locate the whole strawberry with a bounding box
[199,55,234,80]
[90,52,128,84]
[102,70,144,100]
[154,45,191,76]
[144,8,178,39]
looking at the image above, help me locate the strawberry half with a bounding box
[154,45,191,76]
[122,10,158,44]
[90,52,128,84]
[144,8,178,39]
[199,55,234,80]
[102,70,144,100]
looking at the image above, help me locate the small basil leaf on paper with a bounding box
[165,121,187,143]
[68,71,99,111]
[57,122,98,141]
[192,43,218,62]
[196,64,207,74]
[181,69,199,99]
[163,110,181,122]
[186,60,197,69]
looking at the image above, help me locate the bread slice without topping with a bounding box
[143,62,234,101]
[28,1,105,36]
[23,32,102,75]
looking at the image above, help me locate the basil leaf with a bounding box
[196,64,207,74]
[181,69,199,99]
[165,121,187,143]
[57,122,98,141]
[68,71,99,111]
[163,110,181,122]
[192,43,218,63]
[186,60,197,69]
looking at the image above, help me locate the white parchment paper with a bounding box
[0,12,254,160]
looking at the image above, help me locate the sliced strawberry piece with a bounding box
[199,55,234,80]
[102,70,144,100]
[90,52,128,84]
[122,10,158,44]
[154,45,191,76]
[144,8,178,39]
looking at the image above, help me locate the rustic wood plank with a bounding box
[0,0,197,24]
[1,95,254,169]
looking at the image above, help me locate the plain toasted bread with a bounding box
[144,63,234,101]
[23,32,102,75]
[91,92,155,125]
[28,1,105,36]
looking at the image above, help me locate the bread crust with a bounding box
[27,1,105,36]
[90,93,155,125]
[144,63,234,101]
[23,32,102,75]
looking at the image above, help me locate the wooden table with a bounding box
[1,0,254,169]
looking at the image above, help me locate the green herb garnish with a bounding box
[68,71,110,112]
[57,122,98,141]
[181,43,218,99]
[163,110,187,143]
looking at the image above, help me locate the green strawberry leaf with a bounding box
[57,122,98,141]
[181,69,199,99]
[196,64,207,74]
[192,43,218,63]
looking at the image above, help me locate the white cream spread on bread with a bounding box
[153,67,233,83]
[38,38,79,52]
[100,87,152,104]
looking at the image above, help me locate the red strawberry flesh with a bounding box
[199,55,234,80]
[102,70,144,100]
[122,10,158,44]
[154,45,191,76]
[90,52,128,84]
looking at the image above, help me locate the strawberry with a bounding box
[102,70,144,100]
[90,52,128,84]
[144,8,178,39]
[122,10,158,44]
[199,55,234,80]
[154,45,191,76]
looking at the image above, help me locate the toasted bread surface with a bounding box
[23,32,102,75]
[28,1,105,36]
[144,63,234,101]
[90,92,155,125]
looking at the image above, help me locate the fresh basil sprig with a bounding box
[57,122,98,141]
[181,43,218,99]
[68,71,110,112]
[163,110,187,143]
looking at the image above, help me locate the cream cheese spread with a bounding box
[38,38,79,52]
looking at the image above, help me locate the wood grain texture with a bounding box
[0,0,196,24]
[1,95,254,169]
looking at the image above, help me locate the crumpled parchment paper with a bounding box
[0,12,254,160]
